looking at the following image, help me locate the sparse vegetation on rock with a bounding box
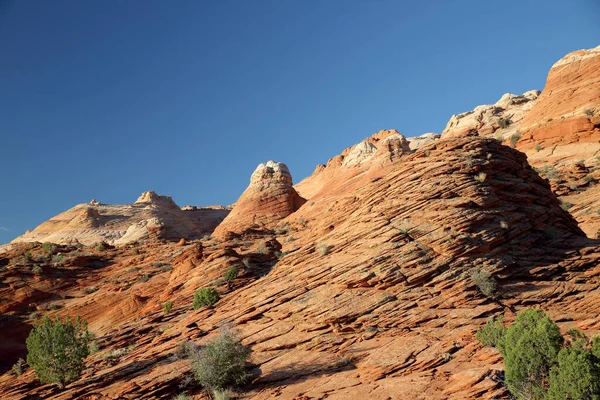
[477,309,600,400]
[193,287,220,309]
[316,242,329,256]
[470,269,496,297]
[188,328,252,391]
[26,315,91,389]
[222,266,239,284]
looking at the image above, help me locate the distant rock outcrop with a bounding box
[9,192,230,246]
[441,90,540,140]
[213,161,306,237]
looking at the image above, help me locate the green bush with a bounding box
[475,316,505,348]
[163,300,173,314]
[42,242,57,253]
[502,309,563,398]
[189,328,251,390]
[222,266,239,283]
[470,270,496,297]
[509,133,521,147]
[12,358,26,376]
[547,347,600,400]
[316,242,329,256]
[193,287,220,310]
[498,117,513,129]
[26,315,91,388]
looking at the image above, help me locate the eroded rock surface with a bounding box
[9,191,229,247]
[213,161,305,238]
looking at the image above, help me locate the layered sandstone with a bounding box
[213,161,305,238]
[9,191,230,246]
[2,138,600,400]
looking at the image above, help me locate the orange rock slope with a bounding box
[1,46,600,400]
[440,45,600,238]
[2,137,600,400]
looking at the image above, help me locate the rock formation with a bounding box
[2,137,599,400]
[1,46,600,400]
[9,191,230,246]
[213,161,305,238]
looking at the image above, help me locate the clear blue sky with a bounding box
[1,0,599,244]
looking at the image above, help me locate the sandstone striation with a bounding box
[1,46,600,400]
[213,161,306,238]
[2,138,600,400]
[9,191,230,247]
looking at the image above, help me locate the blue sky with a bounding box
[1,0,599,244]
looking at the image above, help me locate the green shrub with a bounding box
[498,117,513,129]
[82,286,98,295]
[193,288,220,310]
[502,309,563,398]
[26,315,91,388]
[12,358,26,376]
[163,300,173,314]
[475,316,506,348]
[189,328,251,390]
[470,270,496,297]
[42,242,57,253]
[212,389,232,400]
[547,347,600,400]
[509,133,521,147]
[560,201,574,211]
[222,266,239,283]
[316,242,329,256]
[32,265,43,275]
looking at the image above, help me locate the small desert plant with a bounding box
[89,340,100,354]
[163,300,173,314]
[82,286,98,295]
[475,316,505,348]
[12,358,26,376]
[256,243,267,254]
[509,133,521,147]
[540,164,558,179]
[42,242,57,253]
[32,265,43,275]
[498,117,512,129]
[465,155,474,167]
[193,287,220,310]
[316,242,329,256]
[584,109,595,116]
[500,220,509,230]
[172,394,190,400]
[94,242,106,252]
[534,143,543,152]
[189,328,252,391]
[474,172,487,183]
[560,200,574,211]
[212,390,232,400]
[470,269,496,297]
[26,315,91,388]
[222,266,239,283]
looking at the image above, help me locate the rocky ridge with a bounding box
[0,46,600,400]
[9,191,230,247]
[2,138,600,399]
